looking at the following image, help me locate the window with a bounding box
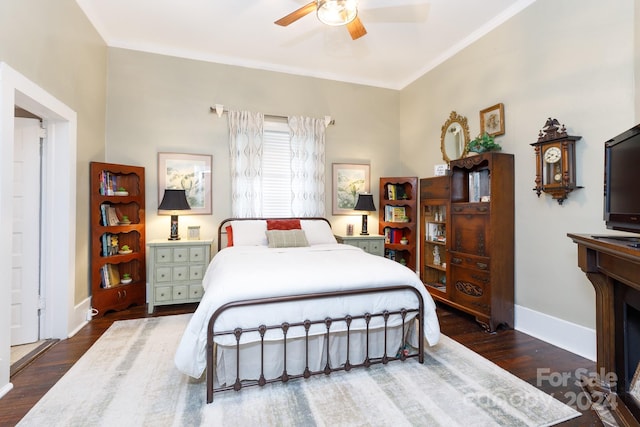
[262,119,292,217]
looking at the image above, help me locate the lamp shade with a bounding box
[158,189,191,212]
[353,193,376,212]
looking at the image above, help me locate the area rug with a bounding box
[18,314,580,427]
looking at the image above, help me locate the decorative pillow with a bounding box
[225,225,234,247]
[300,220,337,245]
[266,229,309,248]
[230,220,268,246]
[266,219,302,230]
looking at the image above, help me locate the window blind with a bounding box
[262,121,292,217]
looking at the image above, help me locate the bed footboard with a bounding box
[206,285,424,403]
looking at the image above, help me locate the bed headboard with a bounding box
[217,217,332,251]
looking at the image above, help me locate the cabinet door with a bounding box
[449,265,491,315]
[450,207,490,257]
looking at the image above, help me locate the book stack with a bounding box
[100,203,120,226]
[384,206,407,222]
[100,264,120,288]
[383,227,405,244]
[386,184,406,200]
[101,233,119,256]
[468,169,491,202]
[98,170,119,196]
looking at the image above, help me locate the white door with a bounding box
[11,117,42,345]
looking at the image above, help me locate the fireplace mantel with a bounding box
[568,233,640,426]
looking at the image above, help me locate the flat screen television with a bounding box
[604,123,640,234]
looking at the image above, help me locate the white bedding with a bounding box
[174,243,440,378]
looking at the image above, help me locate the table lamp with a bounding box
[353,193,376,235]
[158,189,191,240]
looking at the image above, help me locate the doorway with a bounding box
[0,62,78,398]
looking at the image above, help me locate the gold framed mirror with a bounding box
[440,111,470,163]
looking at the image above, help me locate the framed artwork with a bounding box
[332,163,370,215]
[480,103,505,137]
[158,152,212,215]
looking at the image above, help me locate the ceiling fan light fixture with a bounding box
[316,0,357,26]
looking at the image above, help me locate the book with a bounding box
[106,264,120,287]
[107,206,119,226]
[387,184,396,200]
[391,207,406,222]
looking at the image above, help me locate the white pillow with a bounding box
[300,220,337,245]
[230,220,268,246]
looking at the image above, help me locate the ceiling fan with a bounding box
[275,0,367,40]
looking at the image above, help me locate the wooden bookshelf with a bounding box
[89,162,146,315]
[378,177,418,270]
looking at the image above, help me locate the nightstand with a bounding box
[147,239,213,313]
[334,234,385,257]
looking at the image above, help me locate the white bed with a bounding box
[174,218,440,402]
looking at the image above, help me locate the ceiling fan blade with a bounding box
[346,16,367,40]
[274,1,317,27]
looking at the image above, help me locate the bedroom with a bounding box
[0,0,638,422]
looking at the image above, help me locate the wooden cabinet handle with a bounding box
[453,206,463,212]
[476,206,488,212]
[476,262,488,270]
[452,257,462,264]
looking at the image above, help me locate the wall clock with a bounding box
[530,118,582,205]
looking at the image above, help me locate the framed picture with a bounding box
[480,103,505,137]
[332,163,370,215]
[158,152,212,215]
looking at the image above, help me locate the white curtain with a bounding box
[228,110,264,217]
[288,116,326,217]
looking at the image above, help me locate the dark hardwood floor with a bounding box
[1,302,602,426]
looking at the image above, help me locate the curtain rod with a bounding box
[209,104,335,126]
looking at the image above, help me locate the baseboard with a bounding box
[514,304,596,361]
[68,297,92,338]
[0,381,14,399]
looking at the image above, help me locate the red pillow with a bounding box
[225,225,234,247]
[266,219,301,230]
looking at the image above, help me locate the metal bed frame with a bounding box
[205,218,425,403]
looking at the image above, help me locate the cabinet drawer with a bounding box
[155,267,172,282]
[172,266,188,281]
[449,252,490,271]
[451,203,490,215]
[189,265,205,281]
[450,266,491,315]
[189,246,206,262]
[155,286,172,302]
[173,285,188,300]
[189,284,204,299]
[368,240,384,256]
[156,248,172,263]
[354,241,370,252]
[173,248,189,263]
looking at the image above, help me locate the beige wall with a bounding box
[400,0,636,330]
[0,0,107,304]
[105,48,401,242]
[1,0,638,340]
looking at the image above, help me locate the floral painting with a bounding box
[158,153,212,214]
[332,163,370,215]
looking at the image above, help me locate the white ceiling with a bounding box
[75,0,535,90]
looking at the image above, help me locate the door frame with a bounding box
[0,62,78,397]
